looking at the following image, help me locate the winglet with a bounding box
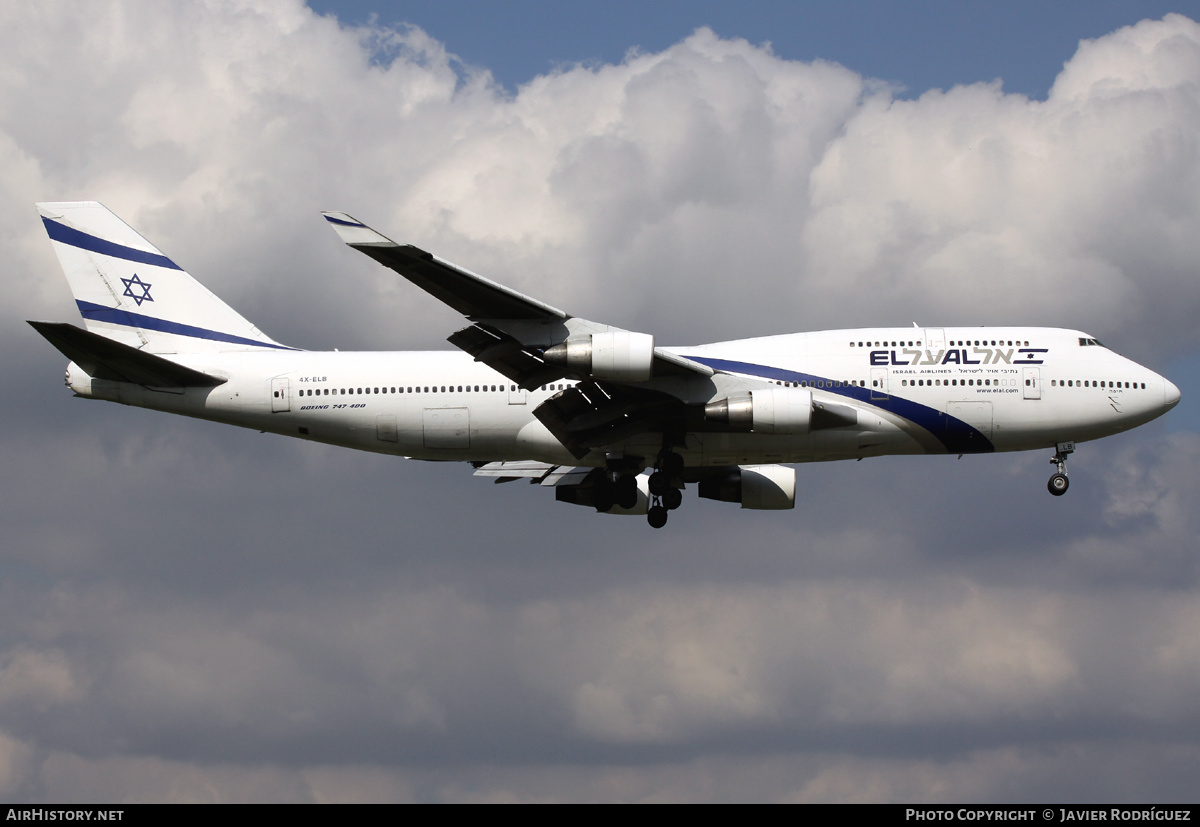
[321,212,396,247]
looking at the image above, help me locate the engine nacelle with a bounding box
[555,472,651,515]
[698,464,796,510]
[542,331,655,382]
[704,388,813,434]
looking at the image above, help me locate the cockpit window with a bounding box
[1078,337,1105,347]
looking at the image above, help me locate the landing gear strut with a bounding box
[647,449,685,528]
[1047,441,1074,496]
[592,470,639,512]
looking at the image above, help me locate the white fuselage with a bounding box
[65,326,1179,470]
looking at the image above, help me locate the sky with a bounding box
[3,0,1200,803]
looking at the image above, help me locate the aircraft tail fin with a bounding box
[37,202,292,353]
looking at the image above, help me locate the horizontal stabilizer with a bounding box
[28,321,226,388]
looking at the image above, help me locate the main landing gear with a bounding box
[647,450,685,529]
[593,470,640,512]
[1047,441,1074,496]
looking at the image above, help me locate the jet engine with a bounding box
[556,470,651,515]
[704,388,813,434]
[698,464,796,510]
[542,331,655,382]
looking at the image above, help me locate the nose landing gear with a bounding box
[1047,441,1074,496]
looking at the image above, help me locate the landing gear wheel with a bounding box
[648,471,670,496]
[647,505,668,529]
[662,487,683,510]
[593,478,615,512]
[1047,441,1074,498]
[616,474,639,509]
[1047,473,1069,496]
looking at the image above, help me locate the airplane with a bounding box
[30,201,1181,528]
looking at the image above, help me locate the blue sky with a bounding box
[310,0,1192,98]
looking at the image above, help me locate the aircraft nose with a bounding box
[1164,377,1181,410]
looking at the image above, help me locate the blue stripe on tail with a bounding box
[43,217,183,270]
[76,301,298,351]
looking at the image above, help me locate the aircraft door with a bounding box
[423,407,470,449]
[508,382,527,405]
[270,377,290,412]
[376,415,398,443]
[1023,367,1042,400]
[870,368,889,400]
[947,401,993,441]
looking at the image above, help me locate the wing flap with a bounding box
[532,381,686,458]
[472,460,593,486]
[448,323,566,390]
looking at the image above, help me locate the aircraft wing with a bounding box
[321,213,566,321]
[321,212,714,387]
[323,212,725,459]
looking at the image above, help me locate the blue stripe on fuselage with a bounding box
[76,301,298,351]
[43,217,183,270]
[688,356,994,454]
